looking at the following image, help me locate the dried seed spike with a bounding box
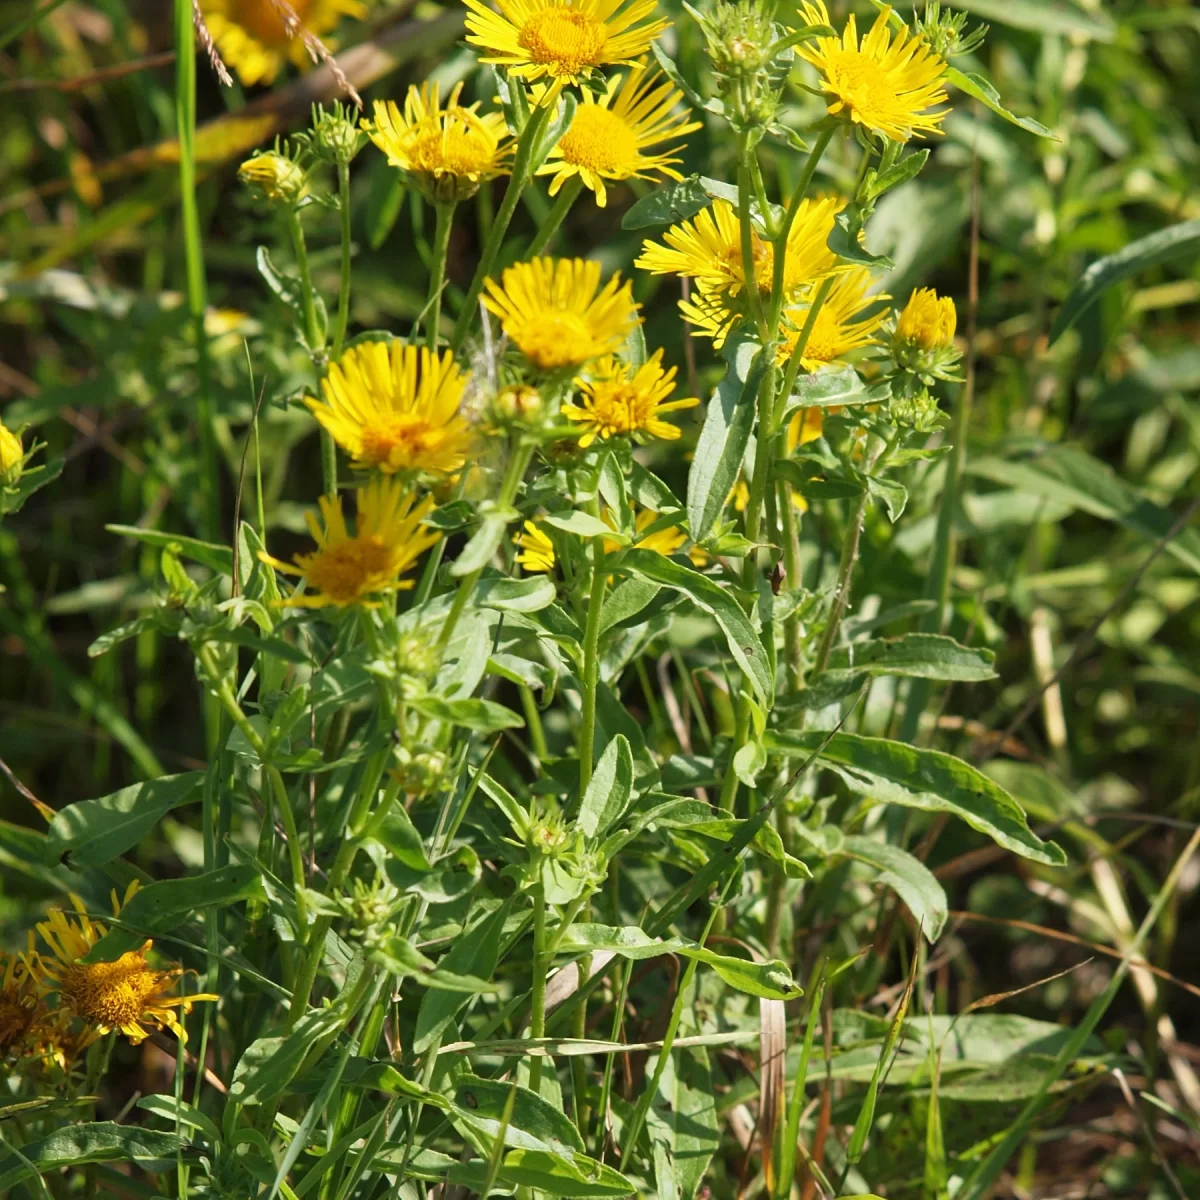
[267,0,363,108]
[192,0,233,88]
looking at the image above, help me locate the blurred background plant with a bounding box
[1,1,1200,1198]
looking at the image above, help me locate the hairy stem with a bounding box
[528,176,583,257]
[332,160,353,359]
[426,201,455,351]
[578,534,607,793]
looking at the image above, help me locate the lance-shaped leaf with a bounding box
[840,836,948,942]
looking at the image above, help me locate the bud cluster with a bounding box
[693,0,792,131]
[912,2,987,59]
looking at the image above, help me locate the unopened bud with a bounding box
[493,384,545,425]
[238,150,309,205]
[307,101,368,166]
[0,421,23,487]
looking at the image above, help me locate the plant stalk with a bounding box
[426,201,455,350]
[528,176,583,257]
[578,535,607,793]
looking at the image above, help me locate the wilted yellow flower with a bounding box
[0,949,38,1057]
[238,150,309,204]
[201,0,367,87]
[563,350,697,447]
[796,1,948,143]
[780,268,888,370]
[366,85,513,204]
[515,521,556,572]
[33,886,217,1047]
[0,421,23,485]
[482,257,640,372]
[895,287,956,350]
[538,62,700,207]
[307,342,474,476]
[464,0,669,91]
[262,477,439,607]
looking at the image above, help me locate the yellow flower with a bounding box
[0,949,38,1057]
[238,150,309,204]
[788,405,828,449]
[307,342,474,476]
[781,268,888,371]
[563,350,698,447]
[603,504,686,555]
[895,287,956,349]
[366,84,513,204]
[200,0,367,87]
[538,62,700,207]
[515,521,556,572]
[262,477,439,608]
[0,420,23,484]
[796,1,948,143]
[482,257,640,372]
[33,886,217,1047]
[464,0,669,91]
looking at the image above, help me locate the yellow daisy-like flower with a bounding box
[781,268,888,371]
[366,84,513,204]
[602,504,687,556]
[33,886,217,1047]
[464,0,669,91]
[895,287,956,349]
[538,62,700,207]
[563,350,698,447]
[482,257,640,372]
[796,1,948,143]
[515,521,556,572]
[262,477,439,608]
[0,949,38,1057]
[306,342,474,476]
[200,0,367,88]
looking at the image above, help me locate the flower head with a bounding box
[483,257,640,372]
[0,949,38,1057]
[796,2,948,142]
[563,350,697,447]
[781,268,888,370]
[238,149,309,204]
[538,62,699,207]
[895,286,956,350]
[33,886,216,1047]
[0,420,23,486]
[307,342,474,476]
[515,521,556,572]
[200,0,367,87]
[464,0,669,91]
[366,85,513,204]
[262,477,439,608]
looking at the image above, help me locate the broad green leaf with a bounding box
[599,577,664,634]
[650,1048,719,1200]
[82,865,264,961]
[105,524,232,576]
[678,946,802,1000]
[410,695,525,732]
[578,735,634,839]
[621,174,711,230]
[1,457,64,516]
[0,1123,185,1192]
[369,935,495,992]
[451,1075,585,1155]
[47,772,204,867]
[496,1148,638,1197]
[840,836,948,942]
[968,445,1200,573]
[687,336,763,541]
[828,204,893,268]
[1048,217,1200,343]
[764,732,1066,866]
[451,512,513,577]
[732,739,767,787]
[823,634,996,683]
[948,0,1114,40]
[557,924,687,960]
[945,68,1056,140]
[475,574,557,612]
[229,1009,343,1106]
[620,549,773,707]
[780,364,889,422]
[414,900,513,1053]
[544,509,625,541]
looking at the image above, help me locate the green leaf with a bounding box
[0,1123,185,1192]
[764,732,1066,866]
[1047,217,1200,343]
[451,1075,585,1155]
[678,946,802,1000]
[495,1149,638,1197]
[475,574,557,612]
[1,456,64,516]
[599,577,664,634]
[544,510,625,541]
[780,364,889,423]
[557,923,687,960]
[650,1048,720,1200]
[409,695,525,732]
[948,0,1114,40]
[840,836,948,942]
[967,445,1200,573]
[620,548,773,707]
[83,865,264,961]
[136,1095,221,1143]
[687,335,763,541]
[47,772,204,867]
[578,735,634,839]
[229,1009,343,1106]
[823,634,996,683]
[946,68,1057,140]
[828,204,893,269]
[105,524,232,576]
[732,740,767,787]
[621,174,712,231]
[451,512,512,577]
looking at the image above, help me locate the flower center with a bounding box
[518,7,608,75]
[360,415,437,468]
[514,312,596,370]
[240,0,317,46]
[558,106,639,175]
[304,537,395,603]
[592,382,652,433]
[718,236,773,292]
[823,50,896,121]
[412,121,495,178]
[61,953,163,1030]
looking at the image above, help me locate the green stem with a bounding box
[812,490,869,675]
[578,536,607,793]
[174,0,219,541]
[776,275,835,427]
[332,160,353,359]
[450,101,554,353]
[267,763,310,935]
[528,884,547,1093]
[528,176,583,257]
[779,482,804,695]
[735,134,768,339]
[426,202,455,351]
[520,685,549,761]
